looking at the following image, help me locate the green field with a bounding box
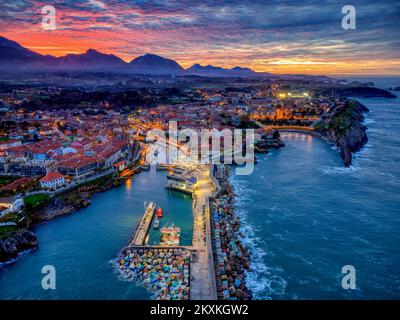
[24,193,50,209]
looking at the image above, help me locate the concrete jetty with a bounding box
[130,202,156,245]
[190,166,217,300]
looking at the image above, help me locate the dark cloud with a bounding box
[0,0,398,73]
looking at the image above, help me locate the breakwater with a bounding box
[210,165,252,300]
[115,246,191,300]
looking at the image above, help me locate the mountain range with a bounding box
[0,36,268,78]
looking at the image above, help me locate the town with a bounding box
[0,78,361,225]
[0,77,371,300]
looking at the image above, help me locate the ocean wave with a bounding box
[232,186,287,299]
[321,165,360,175]
[364,118,375,125]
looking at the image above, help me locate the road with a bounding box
[190,165,217,300]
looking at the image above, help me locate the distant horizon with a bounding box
[1,1,399,76]
[2,34,400,78]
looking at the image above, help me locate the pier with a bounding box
[189,166,217,300]
[130,202,156,245]
[120,165,218,300]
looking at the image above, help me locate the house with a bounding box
[113,160,127,172]
[40,172,66,189]
[0,196,24,217]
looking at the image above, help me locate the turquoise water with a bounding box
[0,170,193,299]
[232,95,400,299]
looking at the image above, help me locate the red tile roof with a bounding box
[40,172,65,183]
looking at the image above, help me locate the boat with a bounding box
[153,217,160,229]
[156,207,163,218]
[160,225,180,246]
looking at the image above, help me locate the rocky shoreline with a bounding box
[32,174,125,225]
[0,228,37,263]
[211,165,253,300]
[0,173,126,264]
[315,99,369,167]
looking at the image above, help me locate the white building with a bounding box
[0,197,24,217]
[39,172,66,189]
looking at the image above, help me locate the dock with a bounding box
[130,202,156,245]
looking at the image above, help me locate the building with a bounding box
[165,174,197,195]
[0,196,24,217]
[58,156,101,178]
[113,160,127,172]
[39,172,66,189]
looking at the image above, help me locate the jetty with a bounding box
[115,165,218,300]
[130,202,156,245]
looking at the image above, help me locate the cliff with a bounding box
[0,228,38,263]
[315,100,369,167]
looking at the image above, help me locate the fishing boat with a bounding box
[156,207,163,218]
[153,217,160,229]
[160,225,180,246]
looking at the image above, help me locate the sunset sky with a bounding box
[1,0,399,75]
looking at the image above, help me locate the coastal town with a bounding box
[0,0,399,306]
[0,76,376,299]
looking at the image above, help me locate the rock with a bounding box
[0,229,38,263]
[316,99,369,167]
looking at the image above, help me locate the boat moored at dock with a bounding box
[156,207,163,218]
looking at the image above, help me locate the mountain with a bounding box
[129,53,185,75]
[0,35,263,77]
[0,36,57,70]
[56,49,126,71]
[187,63,261,78]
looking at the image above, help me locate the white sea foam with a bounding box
[321,165,360,175]
[231,177,287,299]
[364,118,375,125]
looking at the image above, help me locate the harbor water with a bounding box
[0,170,193,299]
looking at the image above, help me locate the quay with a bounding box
[130,202,156,245]
[118,165,218,300]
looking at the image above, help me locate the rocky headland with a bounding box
[338,86,397,98]
[315,99,369,167]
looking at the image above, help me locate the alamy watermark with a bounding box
[145,121,255,175]
[341,265,356,289]
[41,265,56,290]
[41,5,56,30]
[342,5,356,30]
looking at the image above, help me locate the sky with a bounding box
[0,0,399,75]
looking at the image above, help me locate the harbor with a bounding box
[113,164,218,300]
